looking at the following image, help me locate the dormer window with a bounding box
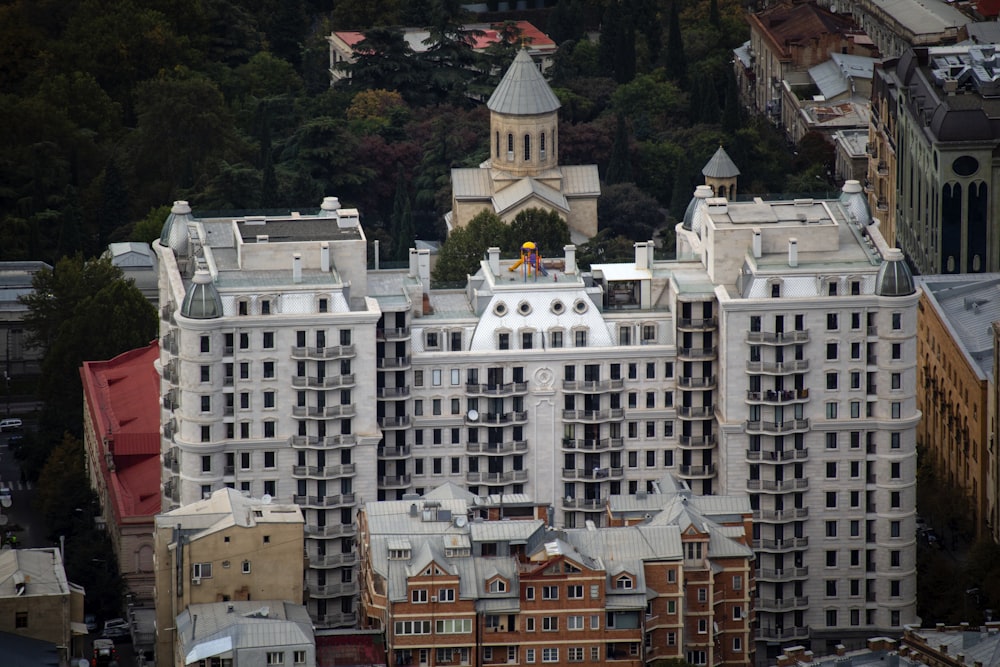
[614,574,634,589]
[425,331,441,350]
[488,577,508,593]
[238,300,248,316]
[261,299,271,315]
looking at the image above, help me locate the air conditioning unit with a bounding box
[192,577,201,586]
[431,596,438,602]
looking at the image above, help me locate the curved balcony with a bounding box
[379,416,411,429]
[678,464,717,478]
[292,463,356,479]
[162,448,179,473]
[747,479,809,493]
[562,409,625,423]
[293,493,356,509]
[678,405,715,419]
[305,524,356,538]
[562,379,625,393]
[679,435,716,449]
[562,497,605,511]
[745,419,810,435]
[561,467,624,481]
[378,445,412,459]
[310,581,360,598]
[465,382,528,397]
[469,411,528,425]
[292,374,356,390]
[288,434,357,450]
[755,596,809,613]
[162,332,178,355]
[752,537,809,552]
[561,438,624,451]
[745,448,809,463]
[162,362,178,385]
[678,375,717,390]
[308,552,357,569]
[377,356,411,370]
[754,567,809,582]
[376,327,410,341]
[746,330,809,345]
[466,470,528,484]
[379,474,411,488]
[292,345,356,361]
[377,386,411,399]
[753,508,809,522]
[755,626,810,642]
[677,346,718,361]
[293,405,356,419]
[745,360,809,374]
[745,389,809,405]
[466,441,528,455]
[677,317,717,331]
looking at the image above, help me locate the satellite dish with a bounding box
[261,494,272,504]
[455,516,468,528]
[0,498,10,509]
[467,409,479,422]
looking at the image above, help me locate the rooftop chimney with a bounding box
[635,242,649,270]
[752,228,762,258]
[564,245,576,275]
[292,253,302,283]
[788,238,798,267]
[320,242,330,272]
[488,247,500,276]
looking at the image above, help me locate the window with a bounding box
[525,586,534,600]
[242,560,251,574]
[263,331,274,349]
[263,361,275,378]
[192,562,213,579]
[826,342,838,360]
[826,372,838,390]
[826,551,837,567]
[697,587,707,602]
[522,331,533,349]
[891,402,901,418]
[698,619,708,633]
[826,521,838,537]
[568,647,583,662]
[826,609,838,627]
[267,652,285,665]
[826,491,837,508]
[567,615,585,629]
[201,425,211,443]
[294,651,306,665]
[524,133,531,160]
[891,580,900,597]
[526,649,535,663]
[827,313,838,330]
[826,402,838,419]
[264,421,275,438]
[892,312,902,330]
[498,332,510,350]
[892,343,901,360]
[543,585,559,600]
[239,333,250,350]
[616,575,633,589]
[263,451,276,469]
[425,331,440,349]
[891,491,901,508]
[568,585,583,599]
[488,579,507,593]
[201,395,211,412]
[891,520,901,537]
[575,330,587,347]
[264,391,275,408]
[542,616,558,631]
[412,589,428,603]
[550,330,563,348]
[542,648,558,663]
[15,611,27,628]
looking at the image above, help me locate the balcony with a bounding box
[304,524,356,538]
[471,411,528,425]
[561,438,624,451]
[379,474,411,487]
[293,493,356,508]
[163,420,177,440]
[466,470,528,484]
[745,360,809,374]
[162,333,178,355]
[876,198,888,212]
[562,378,625,392]
[160,305,175,323]
[754,567,809,582]
[162,449,179,473]
[377,386,411,399]
[753,508,809,522]
[877,161,888,176]
[562,497,605,510]
[561,467,624,480]
[309,581,360,598]
[376,327,410,341]
[679,435,716,448]
[378,445,411,459]
[755,626,810,642]
[162,363,178,384]
[745,419,810,435]
[562,409,625,422]
[308,553,357,569]
[747,478,809,493]
[293,405,356,419]
[677,346,718,360]
[678,375,717,389]
[466,441,528,455]
[315,612,357,627]
[287,434,357,449]
[292,463,356,478]
[377,356,411,370]
[752,537,809,551]
[465,382,528,396]
[162,394,179,411]
[746,330,809,345]
[292,374,356,389]
[745,448,808,463]
[291,345,356,361]
[677,317,717,331]
[678,405,715,419]
[746,389,809,404]
[379,416,411,429]
[678,464,717,478]
[755,596,809,612]
[866,142,877,157]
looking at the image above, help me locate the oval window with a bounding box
[494,301,508,316]
[952,156,979,177]
[551,300,565,315]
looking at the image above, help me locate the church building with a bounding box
[447,49,601,240]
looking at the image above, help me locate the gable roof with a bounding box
[488,49,561,116]
[493,177,569,215]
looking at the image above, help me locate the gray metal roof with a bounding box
[701,146,741,179]
[916,274,1000,381]
[176,601,314,662]
[493,177,569,215]
[487,49,561,116]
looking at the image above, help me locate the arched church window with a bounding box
[540,132,546,160]
[507,133,514,161]
[496,131,500,158]
[524,134,531,161]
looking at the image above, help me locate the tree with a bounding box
[21,256,158,443]
[390,163,415,261]
[576,230,637,269]
[131,205,172,244]
[665,1,687,85]
[547,0,585,44]
[338,28,427,104]
[599,183,665,239]
[505,209,570,257]
[432,210,509,284]
[606,113,633,185]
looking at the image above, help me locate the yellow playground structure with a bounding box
[508,241,548,277]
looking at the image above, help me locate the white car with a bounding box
[0,419,22,432]
[0,487,10,506]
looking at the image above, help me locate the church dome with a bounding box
[838,180,872,226]
[874,249,916,297]
[487,50,561,116]
[159,200,192,256]
[683,185,715,232]
[180,269,223,319]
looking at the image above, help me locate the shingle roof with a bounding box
[702,146,741,179]
[487,49,561,116]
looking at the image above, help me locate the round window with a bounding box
[494,301,508,316]
[518,301,532,315]
[551,300,565,315]
[952,155,979,177]
[573,299,589,314]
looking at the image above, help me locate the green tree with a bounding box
[390,163,415,261]
[665,1,687,85]
[99,161,129,248]
[338,28,427,104]
[505,209,571,257]
[599,183,665,239]
[432,210,509,284]
[131,205,172,244]
[547,0,586,44]
[576,229,637,269]
[605,113,633,185]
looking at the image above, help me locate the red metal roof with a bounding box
[80,342,161,523]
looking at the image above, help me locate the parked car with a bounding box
[92,638,117,666]
[102,617,130,640]
[85,613,97,633]
[0,487,11,507]
[0,418,21,432]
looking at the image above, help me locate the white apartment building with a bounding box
[154,178,918,664]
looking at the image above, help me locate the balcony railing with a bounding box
[471,411,528,425]
[561,438,624,451]
[747,478,809,492]
[379,474,411,487]
[677,346,718,359]
[293,493,356,508]
[562,409,624,422]
[755,596,809,612]
[745,448,808,463]
[562,497,605,510]
[465,382,528,396]
[562,379,625,392]
[745,360,809,373]
[679,435,716,448]
[755,626,810,642]
[752,537,809,551]
[677,317,717,330]
[379,416,411,429]
[745,419,810,435]
[466,470,528,484]
[678,405,715,418]
[376,327,410,341]
[466,441,528,455]
[291,344,356,360]
[292,375,355,389]
[561,467,624,480]
[678,375,717,389]
[292,405,356,419]
[745,389,809,404]
[309,581,360,597]
[292,463,356,478]
[308,553,357,568]
[287,434,357,449]
[678,464,717,478]
[314,612,358,627]
[753,508,808,522]
[746,330,809,344]
[378,445,412,458]
[377,386,411,398]
[754,567,809,582]
[304,523,356,538]
[377,356,411,369]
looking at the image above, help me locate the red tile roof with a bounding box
[81,342,161,523]
[335,20,555,53]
